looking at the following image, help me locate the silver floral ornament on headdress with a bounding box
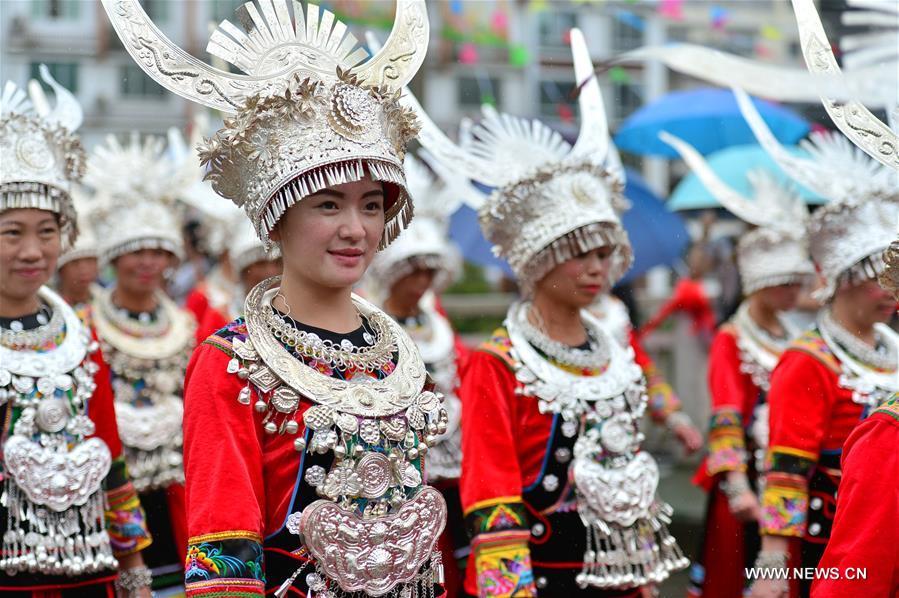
[83,133,185,266]
[0,65,85,248]
[101,0,430,251]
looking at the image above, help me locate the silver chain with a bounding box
[262,300,396,372]
[515,302,610,369]
[0,304,64,350]
[819,309,897,371]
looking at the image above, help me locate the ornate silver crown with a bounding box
[102,0,430,251]
[402,28,631,293]
[735,87,898,300]
[83,133,184,265]
[0,66,85,247]
[660,130,815,295]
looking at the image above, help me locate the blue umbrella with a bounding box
[668,144,826,211]
[619,168,689,283]
[614,88,809,157]
[448,170,688,284]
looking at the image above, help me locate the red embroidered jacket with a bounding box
[459,328,679,597]
[812,396,899,597]
[694,325,763,490]
[761,329,865,539]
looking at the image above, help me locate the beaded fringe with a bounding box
[577,501,689,590]
[741,271,814,296]
[520,223,631,295]
[815,252,887,302]
[101,237,183,267]
[1,182,77,248]
[263,160,413,251]
[0,478,117,576]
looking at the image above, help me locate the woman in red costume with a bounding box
[724,90,899,598]
[104,1,450,596]
[0,67,152,598]
[660,131,817,598]
[83,132,196,591]
[408,29,689,597]
[811,238,899,598]
[366,152,472,595]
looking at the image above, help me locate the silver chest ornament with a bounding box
[92,288,193,492]
[506,303,689,589]
[0,286,117,577]
[237,281,447,597]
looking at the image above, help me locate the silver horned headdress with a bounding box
[660,130,815,295]
[402,28,630,294]
[735,87,899,301]
[84,133,185,265]
[0,65,85,247]
[102,0,430,251]
[366,151,464,302]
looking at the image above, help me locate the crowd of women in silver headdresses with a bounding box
[0,1,896,597]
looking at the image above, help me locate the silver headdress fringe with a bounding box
[265,159,413,252]
[1,66,86,249]
[521,222,632,296]
[0,182,79,248]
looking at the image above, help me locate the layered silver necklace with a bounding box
[262,298,396,373]
[92,286,194,492]
[0,303,64,350]
[516,302,611,370]
[237,278,447,596]
[818,309,899,408]
[732,301,797,391]
[504,301,689,588]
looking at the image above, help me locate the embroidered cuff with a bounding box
[706,409,747,476]
[473,536,537,598]
[760,447,816,537]
[644,362,682,422]
[185,531,265,597]
[104,460,151,557]
[465,497,529,539]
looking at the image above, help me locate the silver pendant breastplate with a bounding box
[93,288,193,492]
[505,302,688,589]
[0,286,117,577]
[236,279,447,597]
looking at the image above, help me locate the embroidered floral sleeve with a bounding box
[465,497,536,598]
[184,531,265,596]
[761,447,816,537]
[104,457,152,556]
[706,407,747,476]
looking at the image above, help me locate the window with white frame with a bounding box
[538,11,578,49]
[612,81,643,124]
[458,75,502,110]
[120,64,167,99]
[611,13,644,52]
[538,80,577,120]
[30,0,79,20]
[30,62,78,93]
